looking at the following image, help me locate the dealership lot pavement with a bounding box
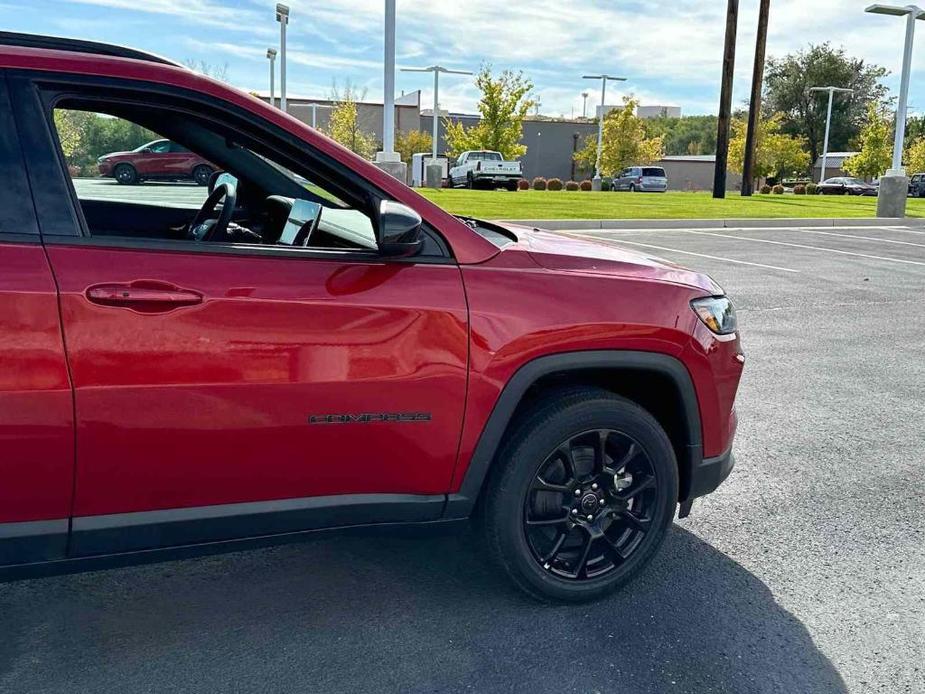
[2,223,923,694]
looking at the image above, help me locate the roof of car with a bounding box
[0,31,182,67]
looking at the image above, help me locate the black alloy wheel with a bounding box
[524,429,657,581]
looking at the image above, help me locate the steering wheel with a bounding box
[188,182,237,242]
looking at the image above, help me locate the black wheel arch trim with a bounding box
[443,350,706,519]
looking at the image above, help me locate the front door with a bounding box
[20,76,469,554]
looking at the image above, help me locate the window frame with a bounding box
[9,70,453,265]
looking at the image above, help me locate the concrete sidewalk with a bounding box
[497,217,923,230]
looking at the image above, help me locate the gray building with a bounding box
[812,152,858,182]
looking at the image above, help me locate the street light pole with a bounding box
[582,91,589,119]
[382,0,396,156]
[809,86,854,181]
[266,49,277,109]
[865,4,925,216]
[583,74,627,190]
[275,4,289,113]
[307,103,332,129]
[401,65,473,161]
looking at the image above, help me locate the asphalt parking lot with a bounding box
[2,221,924,694]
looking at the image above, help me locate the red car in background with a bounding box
[97,138,215,185]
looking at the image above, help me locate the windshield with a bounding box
[468,152,502,161]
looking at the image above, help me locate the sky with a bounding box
[3,0,924,118]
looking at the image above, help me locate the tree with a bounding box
[573,97,664,175]
[443,65,534,159]
[643,114,718,156]
[907,137,925,175]
[325,83,377,160]
[843,102,893,180]
[764,43,888,165]
[54,110,88,165]
[395,129,433,163]
[728,113,810,182]
[183,59,229,82]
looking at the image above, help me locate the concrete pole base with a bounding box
[591,176,602,192]
[373,160,408,183]
[876,173,909,218]
[425,163,443,189]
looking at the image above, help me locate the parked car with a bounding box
[909,173,925,198]
[816,177,877,196]
[612,166,668,193]
[0,33,743,602]
[98,138,215,185]
[448,150,522,190]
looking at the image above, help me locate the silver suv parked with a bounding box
[613,166,668,192]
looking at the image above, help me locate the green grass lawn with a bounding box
[415,189,925,220]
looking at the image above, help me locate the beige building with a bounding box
[658,155,742,192]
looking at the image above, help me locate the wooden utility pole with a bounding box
[742,0,771,196]
[713,0,739,199]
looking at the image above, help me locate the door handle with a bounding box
[86,281,203,312]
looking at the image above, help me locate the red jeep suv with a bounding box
[0,33,743,602]
[97,138,215,185]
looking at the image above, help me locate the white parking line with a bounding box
[588,238,800,273]
[741,227,925,248]
[673,230,925,268]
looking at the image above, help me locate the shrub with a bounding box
[580,179,593,191]
[601,177,613,192]
[772,184,785,195]
[793,184,807,195]
[759,184,772,194]
[565,180,580,191]
[547,177,563,191]
[806,182,818,195]
[532,176,547,191]
[517,178,530,191]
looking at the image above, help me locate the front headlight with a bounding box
[691,296,737,335]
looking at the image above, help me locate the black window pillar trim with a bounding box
[442,350,705,520]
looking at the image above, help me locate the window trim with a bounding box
[11,70,454,264]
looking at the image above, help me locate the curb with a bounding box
[497,217,922,231]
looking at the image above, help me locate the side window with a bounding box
[50,104,378,253]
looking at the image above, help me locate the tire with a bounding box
[192,164,213,186]
[113,163,138,185]
[479,388,678,603]
[506,181,519,192]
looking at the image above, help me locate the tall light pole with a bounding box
[741,0,770,196]
[401,65,472,161]
[275,4,289,113]
[865,4,925,217]
[266,48,277,109]
[306,103,332,129]
[714,0,739,198]
[809,86,854,181]
[583,74,627,190]
[581,91,589,119]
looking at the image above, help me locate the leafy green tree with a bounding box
[54,110,89,164]
[443,65,534,159]
[574,97,664,175]
[728,113,810,182]
[395,129,433,164]
[843,103,893,179]
[765,43,888,165]
[325,84,377,160]
[643,115,718,156]
[906,137,925,174]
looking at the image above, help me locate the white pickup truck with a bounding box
[448,150,522,190]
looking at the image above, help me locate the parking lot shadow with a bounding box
[0,526,847,694]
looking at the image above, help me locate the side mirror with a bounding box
[377,200,423,258]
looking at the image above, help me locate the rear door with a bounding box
[13,72,469,555]
[0,72,73,565]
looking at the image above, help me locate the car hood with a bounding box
[497,223,722,294]
[100,151,132,159]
